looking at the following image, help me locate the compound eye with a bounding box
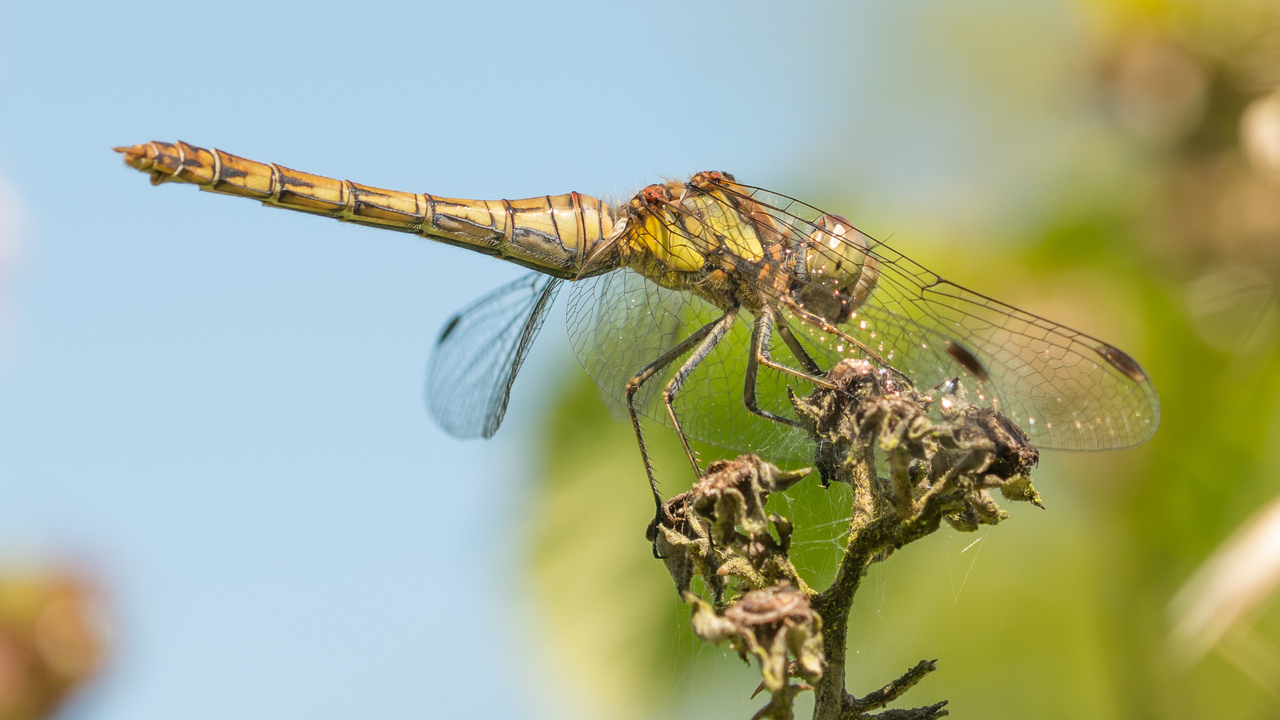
[812,214,854,248]
[793,214,879,323]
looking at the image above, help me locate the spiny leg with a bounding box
[752,306,835,383]
[626,315,725,515]
[660,307,741,478]
[745,308,805,427]
[775,316,822,375]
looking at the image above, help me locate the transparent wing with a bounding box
[427,272,561,439]
[710,177,1160,451]
[567,269,819,461]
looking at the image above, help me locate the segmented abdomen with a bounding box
[116,140,618,278]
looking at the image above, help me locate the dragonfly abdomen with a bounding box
[116,140,619,278]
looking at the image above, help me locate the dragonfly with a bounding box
[116,140,1160,513]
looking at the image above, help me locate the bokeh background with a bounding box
[1,0,1279,718]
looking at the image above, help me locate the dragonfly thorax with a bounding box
[789,213,880,324]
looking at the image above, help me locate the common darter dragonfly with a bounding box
[117,141,1159,511]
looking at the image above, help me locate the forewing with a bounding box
[427,273,561,439]
[711,178,1160,451]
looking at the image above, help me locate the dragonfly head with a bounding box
[791,214,880,324]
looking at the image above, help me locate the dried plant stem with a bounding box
[650,359,1042,719]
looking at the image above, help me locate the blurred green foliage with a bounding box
[526,1,1280,718]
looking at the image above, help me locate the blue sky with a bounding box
[0,1,1086,718]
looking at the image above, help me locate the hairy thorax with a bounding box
[615,172,879,324]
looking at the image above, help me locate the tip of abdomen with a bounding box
[114,143,157,171]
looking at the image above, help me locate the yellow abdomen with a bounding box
[116,140,619,279]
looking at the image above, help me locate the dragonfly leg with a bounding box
[659,307,741,479]
[785,302,887,363]
[625,313,728,513]
[782,302,915,386]
[775,317,822,375]
[744,309,806,428]
[751,308,835,383]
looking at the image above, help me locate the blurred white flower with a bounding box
[1243,89,1280,182]
[1169,493,1280,686]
